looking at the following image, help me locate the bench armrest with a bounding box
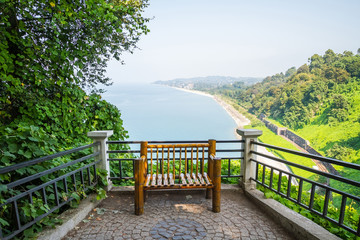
[210,154,221,161]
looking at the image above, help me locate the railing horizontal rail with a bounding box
[4,196,76,240]
[107,140,208,144]
[108,158,138,161]
[107,139,244,181]
[216,149,243,152]
[251,151,360,188]
[108,149,243,154]
[2,140,101,240]
[0,142,99,174]
[108,157,243,162]
[251,159,360,201]
[252,176,358,235]
[109,177,133,180]
[252,159,360,236]
[6,152,100,189]
[217,140,244,143]
[107,140,244,144]
[253,141,360,170]
[1,159,100,207]
[108,150,140,154]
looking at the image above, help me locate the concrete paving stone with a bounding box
[151,234,162,239]
[182,235,193,240]
[141,232,150,237]
[63,190,295,240]
[172,237,182,240]
[212,237,223,240]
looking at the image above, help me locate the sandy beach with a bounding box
[171,87,250,129]
[172,86,293,176]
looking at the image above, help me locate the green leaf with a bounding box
[0,184,7,193]
[8,143,18,153]
[24,150,33,159]
[0,218,9,227]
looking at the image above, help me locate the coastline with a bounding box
[171,86,292,175]
[171,86,214,98]
[171,86,251,130]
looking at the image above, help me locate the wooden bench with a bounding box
[134,140,221,215]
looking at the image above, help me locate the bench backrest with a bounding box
[140,141,216,186]
[134,140,221,215]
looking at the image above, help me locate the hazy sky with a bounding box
[106,0,360,84]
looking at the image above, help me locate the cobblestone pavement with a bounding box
[64,189,295,240]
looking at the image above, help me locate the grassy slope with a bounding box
[246,125,315,179]
[298,92,360,162]
[267,91,360,168]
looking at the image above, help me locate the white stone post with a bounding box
[87,130,114,191]
[237,128,263,190]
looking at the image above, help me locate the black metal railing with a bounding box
[4,135,358,239]
[251,141,360,236]
[0,142,100,240]
[107,140,244,181]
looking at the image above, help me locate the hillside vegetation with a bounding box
[214,50,360,162]
[209,50,360,199]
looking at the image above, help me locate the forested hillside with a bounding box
[209,50,360,197]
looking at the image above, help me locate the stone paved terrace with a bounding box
[63,186,295,240]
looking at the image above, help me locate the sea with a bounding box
[102,83,241,156]
[102,83,238,141]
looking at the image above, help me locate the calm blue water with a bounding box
[102,83,238,141]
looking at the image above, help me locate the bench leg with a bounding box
[135,157,145,215]
[206,158,213,199]
[212,157,221,213]
[135,187,144,215]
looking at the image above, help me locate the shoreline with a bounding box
[170,86,251,131]
[171,86,214,98]
[171,86,292,175]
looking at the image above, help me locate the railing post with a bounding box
[135,141,147,215]
[236,128,262,190]
[206,139,216,199]
[87,130,114,191]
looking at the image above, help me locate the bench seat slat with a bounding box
[192,173,200,186]
[163,174,168,186]
[186,173,194,186]
[197,173,206,186]
[144,184,213,190]
[180,173,187,186]
[151,173,156,187]
[145,174,151,187]
[169,173,175,186]
[157,174,162,186]
[203,172,212,185]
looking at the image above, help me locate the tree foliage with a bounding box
[1,0,150,163]
[0,0,149,90]
[0,0,149,237]
[226,49,360,129]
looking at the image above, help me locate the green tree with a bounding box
[1,0,149,132]
[309,54,325,71]
[1,0,149,89]
[0,1,149,236]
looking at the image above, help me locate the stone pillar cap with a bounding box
[87,130,114,138]
[236,128,263,138]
